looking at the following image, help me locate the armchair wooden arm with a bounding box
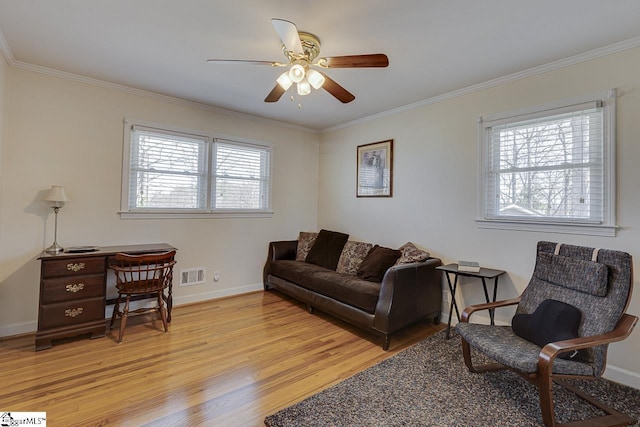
[539,313,639,369]
[460,297,521,322]
[536,313,638,427]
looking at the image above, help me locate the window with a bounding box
[213,142,271,210]
[121,121,273,218]
[477,90,616,236]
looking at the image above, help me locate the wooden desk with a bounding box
[37,243,177,351]
[436,263,506,339]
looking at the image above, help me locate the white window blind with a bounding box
[129,127,208,210]
[213,141,272,211]
[122,121,273,217]
[477,90,616,236]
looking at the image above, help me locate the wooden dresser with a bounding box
[36,243,176,351]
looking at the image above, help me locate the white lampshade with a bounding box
[307,69,325,89]
[45,185,69,207]
[288,64,305,83]
[297,79,311,96]
[276,72,293,90]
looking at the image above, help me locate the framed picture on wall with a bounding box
[357,139,393,197]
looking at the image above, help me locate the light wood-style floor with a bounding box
[0,291,444,426]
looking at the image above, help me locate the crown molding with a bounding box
[322,36,640,133]
[4,19,640,136]
[6,55,318,135]
[0,27,15,65]
[2,26,317,134]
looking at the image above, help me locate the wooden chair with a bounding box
[109,250,176,343]
[456,241,638,427]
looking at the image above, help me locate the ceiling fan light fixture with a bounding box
[307,69,325,89]
[276,72,293,90]
[297,79,311,96]
[289,64,306,83]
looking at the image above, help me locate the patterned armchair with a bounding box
[456,241,638,427]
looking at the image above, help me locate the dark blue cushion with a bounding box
[512,299,584,360]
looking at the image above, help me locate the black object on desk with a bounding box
[436,263,506,339]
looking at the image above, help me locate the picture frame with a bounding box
[357,139,393,197]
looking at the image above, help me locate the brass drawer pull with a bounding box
[65,283,85,293]
[67,263,85,272]
[64,308,84,318]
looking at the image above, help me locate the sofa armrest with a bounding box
[374,257,443,333]
[263,240,298,289]
[269,240,298,261]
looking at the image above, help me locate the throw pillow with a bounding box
[296,232,318,261]
[512,299,584,360]
[394,242,430,265]
[356,245,402,282]
[305,229,349,270]
[336,241,374,275]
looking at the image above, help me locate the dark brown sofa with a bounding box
[263,237,442,350]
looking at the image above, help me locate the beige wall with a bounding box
[0,67,319,335]
[318,47,640,387]
[0,53,7,245]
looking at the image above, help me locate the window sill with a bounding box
[475,219,617,237]
[119,210,274,220]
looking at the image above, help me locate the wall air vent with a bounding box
[180,267,206,286]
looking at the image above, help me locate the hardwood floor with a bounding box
[0,291,444,426]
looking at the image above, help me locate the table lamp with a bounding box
[45,185,69,254]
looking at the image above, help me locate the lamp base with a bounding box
[45,242,64,254]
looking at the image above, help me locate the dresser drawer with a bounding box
[38,298,105,330]
[41,274,104,304]
[42,257,105,278]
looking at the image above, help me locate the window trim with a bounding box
[476,90,617,237]
[120,118,274,219]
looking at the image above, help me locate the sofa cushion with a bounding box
[305,229,349,270]
[336,241,374,275]
[296,231,318,261]
[300,270,382,313]
[269,260,331,284]
[357,245,402,282]
[395,242,430,265]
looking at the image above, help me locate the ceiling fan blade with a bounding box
[264,84,286,103]
[207,59,287,67]
[271,18,303,54]
[315,54,389,68]
[321,73,355,103]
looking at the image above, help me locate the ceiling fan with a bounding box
[207,18,389,104]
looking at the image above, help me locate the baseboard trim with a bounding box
[173,283,264,307]
[1,284,265,339]
[0,320,37,338]
[103,283,265,318]
[603,365,640,390]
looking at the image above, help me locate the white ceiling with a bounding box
[2,1,640,131]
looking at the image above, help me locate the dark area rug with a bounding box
[264,330,640,426]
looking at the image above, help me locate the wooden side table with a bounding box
[436,263,506,339]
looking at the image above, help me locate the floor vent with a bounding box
[180,268,206,286]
